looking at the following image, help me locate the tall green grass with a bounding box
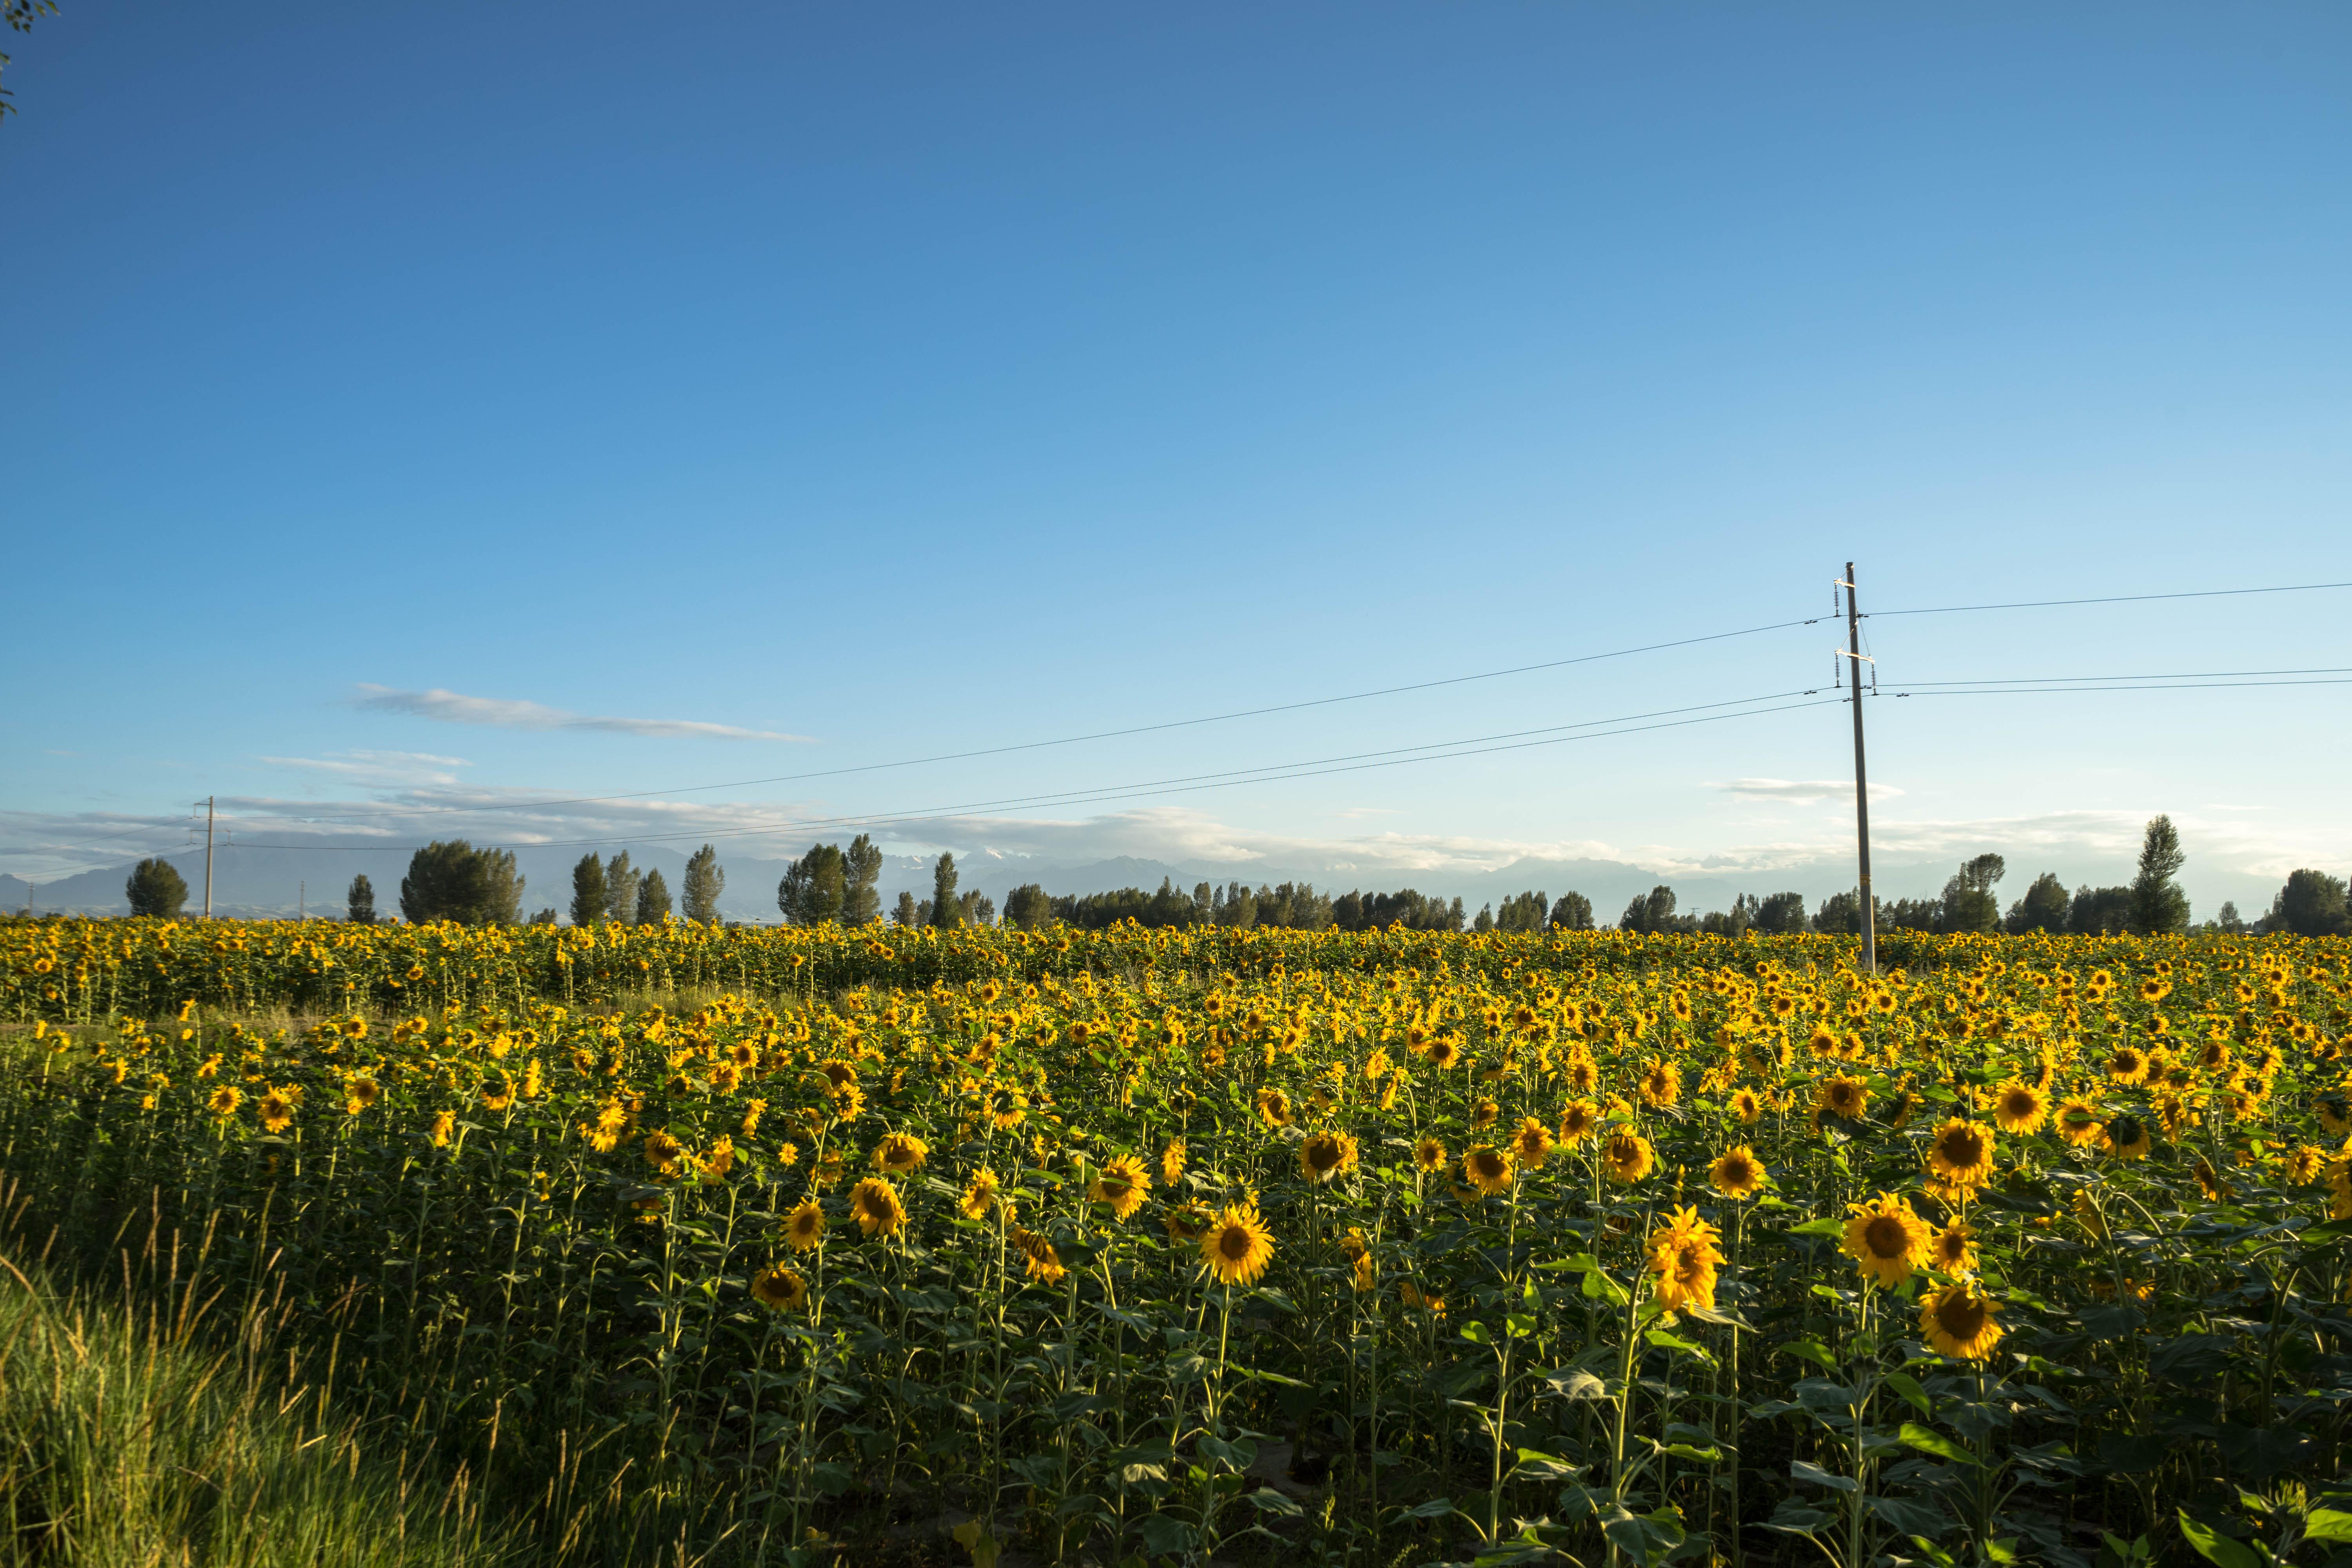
[0,1237,517,1568]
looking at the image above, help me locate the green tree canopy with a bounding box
[2270,869,2350,936]
[1940,854,2006,933]
[929,853,962,929]
[636,868,671,924]
[1003,883,1053,931]
[125,858,187,919]
[681,844,725,924]
[399,841,522,926]
[2130,815,2190,934]
[1548,892,1595,931]
[2006,872,2069,933]
[603,853,639,926]
[778,844,846,925]
[1754,892,1807,935]
[345,873,376,925]
[891,889,920,926]
[570,853,607,927]
[841,835,883,926]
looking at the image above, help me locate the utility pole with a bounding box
[203,796,216,919]
[1838,564,1877,974]
[299,880,305,921]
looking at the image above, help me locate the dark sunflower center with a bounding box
[1864,1216,1908,1258]
[1936,1295,1987,1338]
[1943,1130,1985,1166]
[1220,1228,1251,1260]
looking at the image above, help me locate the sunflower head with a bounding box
[1708,1145,1766,1200]
[1817,1074,1870,1122]
[1160,1139,1187,1186]
[2055,1099,2104,1147]
[1511,1116,1554,1169]
[1991,1080,2045,1134]
[1919,1280,2003,1360]
[783,1198,829,1251]
[1842,1191,1933,1288]
[1298,1131,1360,1185]
[2101,1114,2153,1160]
[1200,1205,1276,1286]
[1930,1221,1978,1275]
[1603,1129,1656,1185]
[1463,1143,1515,1196]
[1925,1118,1997,1190]
[958,1168,1003,1221]
[1090,1154,1153,1219]
[1647,1205,1724,1313]
[1413,1136,1448,1172]
[1729,1087,1763,1125]
[750,1264,808,1310]
[874,1131,929,1173]
[1639,1058,1681,1109]
[1557,1101,1599,1146]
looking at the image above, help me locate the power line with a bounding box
[1893,677,2352,697]
[236,614,1828,832]
[1893,664,2352,688]
[1870,579,2352,619]
[209,691,1844,856]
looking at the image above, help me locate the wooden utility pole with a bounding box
[1840,564,1877,973]
[203,796,216,919]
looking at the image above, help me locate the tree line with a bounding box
[106,811,2352,936]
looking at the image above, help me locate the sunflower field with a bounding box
[3,915,2351,1568]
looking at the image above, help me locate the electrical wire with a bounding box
[1893,677,2352,697]
[209,691,1844,855]
[1869,579,2352,618]
[219,614,1828,831]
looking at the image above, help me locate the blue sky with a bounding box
[8,1,2350,913]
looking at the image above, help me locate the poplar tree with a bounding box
[346,874,377,924]
[2130,814,2190,934]
[841,835,884,926]
[682,844,725,924]
[603,853,640,926]
[930,853,962,928]
[637,868,671,924]
[571,853,608,926]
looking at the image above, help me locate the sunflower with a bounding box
[1603,1129,1656,1185]
[1163,1205,1210,1243]
[2054,1098,2104,1147]
[482,1073,515,1112]
[783,1198,829,1251]
[1255,1087,1295,1128]
[1842,1192,1933,1288]
[849,1176,907,1237]
[258,1085,298,1133]
[1398,1280,1446,1316]
[1919,1281,2004,1360]
[1510,1116,1555,1169]
[2319,1095,2351,1137]
[1925,1118,1997,1190]
[1160,1139,1187,1186]
[428,1109,456,1148]
[1200,1205,1276,1286]
[1298,1131,1361,1184]
[1729,1086,1763,1124]
[1563,1051,1601,1094]
[1556,1100,1599,1147]
[2106,1046,2149,1086]
[1817,1074,1870,1122]
[1708,1145,1767,1200]
[1647,1205,1724,1313]
[873,1131,929,1173]
[1471,1098,1499,1129]
[344,1078,380,1116]
[2072,1190,2107,1239]
[1457,1143,1513,1195]
[1413,1136,1448,1172]
[2100,1114,2152,1160]
[958,1167,1003,1220]
[750,1264,808,1310]
[1012,1225,1067,1284]
[2192,1158,2233,1202]
[1090,1154,1152,1219]
[1638,1058,1681,1109]
[1930,1220,1978,1275]
[207,1084,243,1119]
[1991,1079,2046,1134]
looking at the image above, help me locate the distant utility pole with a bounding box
[299,880,305,921]
[203,796,216,919]
[1836,564,1877,974]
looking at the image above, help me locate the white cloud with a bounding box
[352,685,813,742]
[258,750,474,787]
[1708,778,1906,804]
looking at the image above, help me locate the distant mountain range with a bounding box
[0,836,2292,924]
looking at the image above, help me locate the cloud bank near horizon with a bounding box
[352,686,813,742]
